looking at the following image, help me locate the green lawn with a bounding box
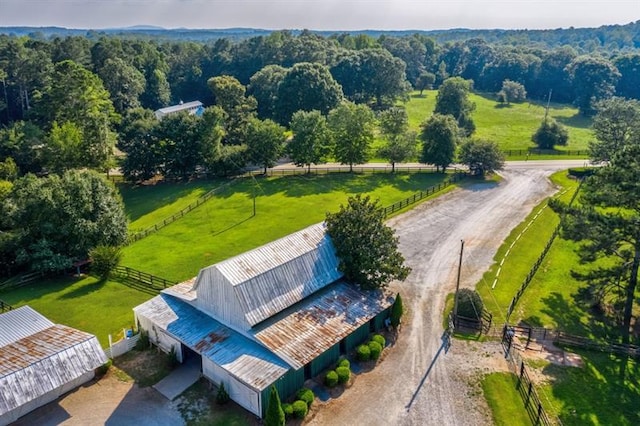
[120,172,456,281]
[401,91,593,153]
[481,373,532,426]
[0,276,150,346]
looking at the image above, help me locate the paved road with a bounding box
[309,160,584,426]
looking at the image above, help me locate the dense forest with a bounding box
[0,24,639,275]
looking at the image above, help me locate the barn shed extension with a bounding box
[0,306,107,426]
[134,222,394,418]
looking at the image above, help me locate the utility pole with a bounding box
[544,89,553,123]
[452,239,465,329]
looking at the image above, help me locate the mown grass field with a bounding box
[120,171,455,281]
[402,91,593,154]
[475,170,640,425]
[481,373,532,426]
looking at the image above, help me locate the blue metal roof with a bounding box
[134,294,290,391]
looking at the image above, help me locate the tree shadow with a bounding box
[494,103,513,109]
[555,113,592,130]
[57,277,107,300]
[540,292,616,341]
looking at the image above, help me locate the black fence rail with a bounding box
[502,149,589,157]
[502,328,555,426]
[246,165,441,176]
[454,309,493,334]
[0,271,43,292]
[112,266,177,292]
[383,171,465,217]
[0,299,13,313]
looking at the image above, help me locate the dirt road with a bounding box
[309,160,585,426]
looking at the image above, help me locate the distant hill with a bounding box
[0,22,638,49]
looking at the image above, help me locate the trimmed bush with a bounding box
[356,344,371,362]
[391,293,404,328]
[338,358,350,369]
[371,334,386,347]
[265,385,285,426]
[216,382,230,404]
[281,403,293,420]
[336,366,350,384]
[325,370,339,387]
[368,341,383,360]
[457,288,484,320]
[296,387,315,407]
[292,400,308,419]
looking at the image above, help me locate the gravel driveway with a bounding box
[309,160,586,426]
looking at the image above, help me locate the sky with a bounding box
[0,0,638,31]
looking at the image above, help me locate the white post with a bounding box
[108,334,113,357]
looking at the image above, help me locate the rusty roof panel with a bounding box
[134,294,289,391]
[0,306,54,347]
[253,282,394,369]
[195,223,343,326]
[0,324,107,416]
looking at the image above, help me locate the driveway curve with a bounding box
[309,160,586,426]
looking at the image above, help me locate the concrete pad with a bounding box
[153,359,201,401]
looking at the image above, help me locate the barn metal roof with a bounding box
[155,100,203,115]
[252,281,394,369]
[195,222,343,326]
[0,324,107,416]
[0,306,54,347]
[134,294,289,391]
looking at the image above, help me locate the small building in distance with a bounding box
[134,222,394,418]
[154,100,204,120]
[0,306,107,425]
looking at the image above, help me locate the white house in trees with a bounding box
[154,100,204,120]
[134,223,394,418]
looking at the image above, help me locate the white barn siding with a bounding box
[134,311,183,363]
[195,268,250,333]
[202,358,261,417]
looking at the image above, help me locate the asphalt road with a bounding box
[309,160,585,426]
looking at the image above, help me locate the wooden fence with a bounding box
[112,266,177,292]
[502,328,555,426]
[0,271,43,291]
[0,299,13,313]
[502,149,589,157]
[104,333,141,359]
[383,171,465,217]
[246,165,442,176]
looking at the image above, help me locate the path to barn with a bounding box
[308,160,587,426]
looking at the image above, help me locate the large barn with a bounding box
[134,222,394,417]
[0,306,107,425]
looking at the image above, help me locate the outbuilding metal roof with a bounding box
[253,281,394,369]
[0,306,54,347]
[0,321,107,417]
[155,100,203,115]
[195,222,343,326]
[134,293,290,391]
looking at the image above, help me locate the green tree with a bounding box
[248,64,287,120]
[276,62,343,125]
[434,77,476,136]
[458,139,505,177]
[288,110,333,173]
[456,288,484,319]
[264,385,285,426]
[0,121,45,175]
[416,71,436,95]
[89,245,122,280]
[208,75,257,146]
[531,118,569,150]
[245,117,285,174]
[567,56,620,116]
[551,141,640,345]
[378,107,415,172]
[390,293,404,328]
[36,60,119,171]
[614,53,640,101]
[329,102,375,172]
[45,121,84,174]
[590,97,640,162]
[498,79,527,104]
[420,113,459,172]
[6,170,128,273]
[325,194,411,290]
[98,57,146,114]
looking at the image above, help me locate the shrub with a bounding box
[167,346,179,369]
[390,293,404,328]
[265,385,285,426]
[371,334,386,347]
[96,358,112,376]
[292,400,308,419]
[325,370,339,387]
[296,387,315,407]
[457,288,484,320]
[281,403,293,420]
[216,382,230,404]
[89,244,122,279]
[336,366,350,384]
[368,341,383,360]
[338,358,350,369]
[356,344,371,362]
[135,329,150,351]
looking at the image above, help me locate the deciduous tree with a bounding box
[288,110,333,173]
[434,77,476,136]
[245,117,285,174]
[420,113,459,172]
[567,56,620,116]
[458,138,505,176]
[531,118,569,149]
[329,102,375,172]
[326,194,411,290]
[590,97,640,162]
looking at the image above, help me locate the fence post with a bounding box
[536,403,543,425]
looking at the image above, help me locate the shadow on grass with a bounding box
[555,113,592,130]
[57,277,107,300]
[494,103,513,109]
[541,350,639,425]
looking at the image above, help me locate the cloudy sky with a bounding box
[0,0,638,31]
